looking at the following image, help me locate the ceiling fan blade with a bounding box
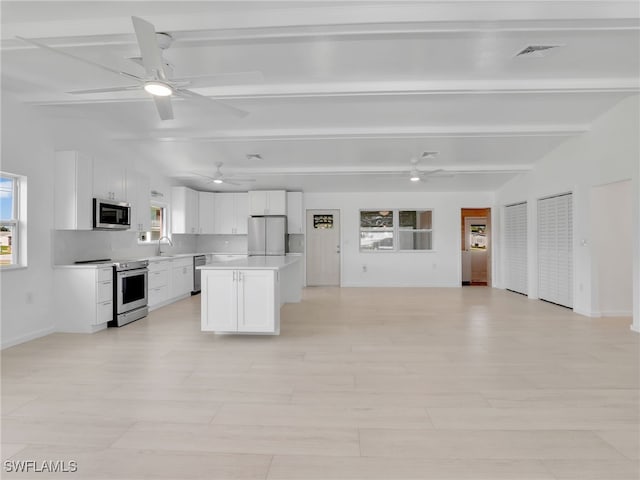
[16,36,143,83]
[225,177,256,183]
[173,71,264,89]
[191,172,219,183]
[153,95,174,120]
[174,88,249,118]
[131,16,167,80]
[67,85,141,95]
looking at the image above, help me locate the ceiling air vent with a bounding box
[515,45,561,57]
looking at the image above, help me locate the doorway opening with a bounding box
[461,208,491,286]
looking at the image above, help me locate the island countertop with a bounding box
[199,255,300,271]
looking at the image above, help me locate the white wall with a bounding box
[495,95,640,330]
[590,180,633,317]
[1,98,57,348]
[305,191,494,287]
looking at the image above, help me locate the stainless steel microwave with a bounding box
[93,198,131,230]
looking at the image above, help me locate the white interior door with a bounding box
[538,193,573,308]
[306,209,340,286]
[504,202,528,295]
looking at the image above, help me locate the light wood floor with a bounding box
[2,287,639,479]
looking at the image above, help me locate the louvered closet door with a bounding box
[504,202,528,295]
[537,193,573,308]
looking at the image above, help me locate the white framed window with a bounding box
[138,203,168,243]
[0,172,24,267]
[359,209,434,252]
[360,210,394,251]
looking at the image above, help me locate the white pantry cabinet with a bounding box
[286,192,304,234]
[201,269,277,333]
[93,159,126,202]
[54,150,93,230]
[213,193,249,234]
[126,170,151,233]
[172,186,200,234]
[249,190,287,216]
[54,266,113,333]
[198,192,216,234]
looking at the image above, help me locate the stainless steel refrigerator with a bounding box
[248,216,287,256]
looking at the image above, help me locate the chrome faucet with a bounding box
[158,235,173,256]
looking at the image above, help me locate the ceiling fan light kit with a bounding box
[144,81,173,97]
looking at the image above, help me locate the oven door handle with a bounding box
[117,269,148,279]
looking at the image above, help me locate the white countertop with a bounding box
[54,252,249,268]
[199,255,300,271]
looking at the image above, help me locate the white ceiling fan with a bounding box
[17,16,263,121]
[408,154,452,182]
[195,162,256,186]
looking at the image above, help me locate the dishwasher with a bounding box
[192,255,206,295]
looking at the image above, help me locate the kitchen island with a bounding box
[199,255,302,335]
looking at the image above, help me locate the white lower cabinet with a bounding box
[148,260,170,310]
[170,257,194,298]
[54,267,114,333]
[148,257,193,309]
[202,269,278,334]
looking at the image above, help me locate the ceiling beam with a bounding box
[117,124,589,143]
[2,2,638,42]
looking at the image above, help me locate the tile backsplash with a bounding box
[53,230,197,264]
[196,235,248,254]
[53,231,302,264]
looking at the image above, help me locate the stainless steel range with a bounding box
[111,259,149,327]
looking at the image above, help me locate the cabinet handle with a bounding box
[233,271,236,281]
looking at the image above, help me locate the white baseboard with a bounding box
[573,307,597,317]
[340,282,462,288]
[630,324,639,333]
[599,310,633,317]
[574,308,633,319]
[1,326,55,350]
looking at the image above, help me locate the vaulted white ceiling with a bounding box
[2,1,639,192]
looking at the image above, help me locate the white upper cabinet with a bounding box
[54,150,93,230]
[93,159,126,202]
[126,170,151,233]
[214,193,249,234]
[171,186,199,234]
[249,190,287,216]
[235,193,249,234]
[286,192,304,234]
[198,192,216,234]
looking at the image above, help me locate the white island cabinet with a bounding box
[200,256,302,335]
